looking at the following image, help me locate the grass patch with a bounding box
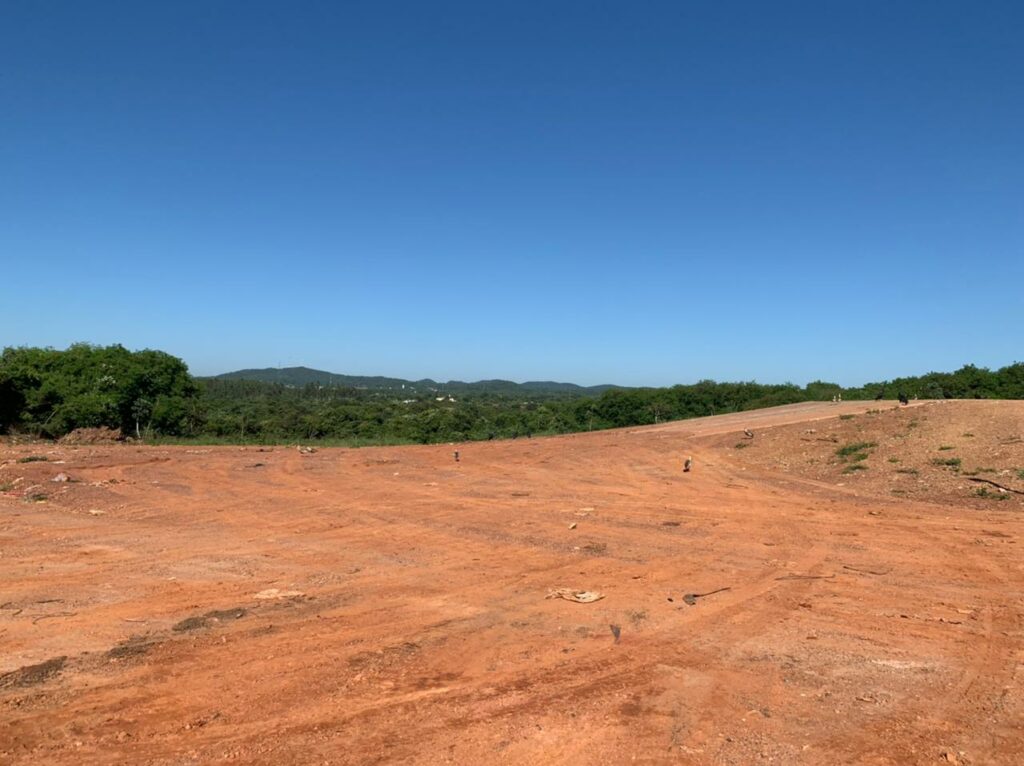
[733,442,749,449]
[843,464,868,473]
[17,455,48,463]
[835,442,877,461]
[888,457,900,463]
[962,432,974,437]
[974,488,1009,501]
[908,420,919,428]
[1017,469,1024,481]
[0,481,15,492]
[931,457,962,469]
[839,414,855,421]
[938,445,955,451]
[895,467,919,475]
[867,409,881,415]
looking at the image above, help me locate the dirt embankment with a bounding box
[720,400,1024,510]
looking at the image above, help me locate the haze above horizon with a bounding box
[3,2,1021,387]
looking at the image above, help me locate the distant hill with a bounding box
[209,366,620,396]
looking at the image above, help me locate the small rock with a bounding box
[88,509,106,516]
[254,588,304,600]
[568,522,577,530]
[52,473,71,483]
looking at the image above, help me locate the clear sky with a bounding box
[2,1,1021,386]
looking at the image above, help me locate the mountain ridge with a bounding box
[208,366,621,395]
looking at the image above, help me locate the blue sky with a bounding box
[2,1,1021,386]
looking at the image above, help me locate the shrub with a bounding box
[932,457,962,468]
[836,442,877,460]
[938,445,955,451]
[17,455,48,463]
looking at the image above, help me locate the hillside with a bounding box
[722,399,1024,510]
[210,366,619,395]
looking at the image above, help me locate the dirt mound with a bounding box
[723,400,1024,509]
[59,427,124,445]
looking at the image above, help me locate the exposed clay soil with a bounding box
[1,401,1022,765]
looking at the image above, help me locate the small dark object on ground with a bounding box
[681,587,731,606]
[776,573,836,581]
[842,564,891,576]
[898,393,909,405]
[683,457,692,472]
[966,477,1024,496]
[609,624,621,643]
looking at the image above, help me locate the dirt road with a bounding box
[2,400,1022,764]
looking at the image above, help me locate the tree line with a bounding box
[1,344,1021,444]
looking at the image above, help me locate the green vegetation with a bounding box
[938,445,955,451]
[1,344,196,439]
[974,488,1009,501]
[3,344,1024,447]
[17,455,48,463]
[843,464,868,473]
[839,414,855,420]
[1018,469,1024,480]
[0,481,14,492]
[888,457,900,463]
[836,442,878,461]
[733,442,750,449]
[932,457,962,469]
[895,467,919,475]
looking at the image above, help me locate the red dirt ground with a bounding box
[1,401,1022,765]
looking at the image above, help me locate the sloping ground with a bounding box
[719,400,1024,511]
[1,401,1022,765]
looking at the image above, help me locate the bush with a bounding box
[836,442,877,460]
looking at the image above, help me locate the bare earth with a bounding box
[2,400,1022,765]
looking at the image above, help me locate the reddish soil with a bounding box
[1,401,1022,765]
